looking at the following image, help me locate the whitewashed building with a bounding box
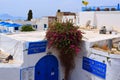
[36,16,56,30]
[56,10,79,26]
[13,19,39,30]
[0,21,22,33]
[0,31,62,80]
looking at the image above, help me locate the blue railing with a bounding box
[82,5,120,11]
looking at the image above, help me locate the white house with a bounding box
[0,31,64,80]
[13,19,38,30]
[0,21,22,33]
[36,16,56,30]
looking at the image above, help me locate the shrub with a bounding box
[21,25,35,31]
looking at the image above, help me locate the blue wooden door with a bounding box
[35,55,58,80]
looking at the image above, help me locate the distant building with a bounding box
[56,10,79,26]
[36,16,56,30]
[0,21,22,33]
[13,19,39,30]
[48,16,56,25]
[13,17,56,31]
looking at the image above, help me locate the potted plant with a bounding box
[46,22,82,80]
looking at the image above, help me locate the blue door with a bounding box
[35,55,58,80]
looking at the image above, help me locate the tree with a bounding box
[27,9,33,21]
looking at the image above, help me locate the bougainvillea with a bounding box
[46,22,82,80]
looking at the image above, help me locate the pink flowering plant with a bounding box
[46,22,82,80]
[46,22,82,54]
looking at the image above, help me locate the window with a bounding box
[14,27,19,30]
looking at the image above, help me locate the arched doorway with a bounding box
[35,55,58,80]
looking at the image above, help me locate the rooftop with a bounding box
[80,29,120,42]
[2,29,120,43]
[4,31,46,42]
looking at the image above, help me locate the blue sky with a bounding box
[0,0,119,18]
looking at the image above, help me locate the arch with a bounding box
[35,55,58,80]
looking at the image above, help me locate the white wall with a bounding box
[0,35,24,61]
[0,68,20,80]
[8,27,14,32]
[22,42,64,80]
[36,17,48,30]
[0,34,63,80]
[22,41,47,67]
[79,12,95,27]
[79,11,120,29]
[95,11,120,28]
